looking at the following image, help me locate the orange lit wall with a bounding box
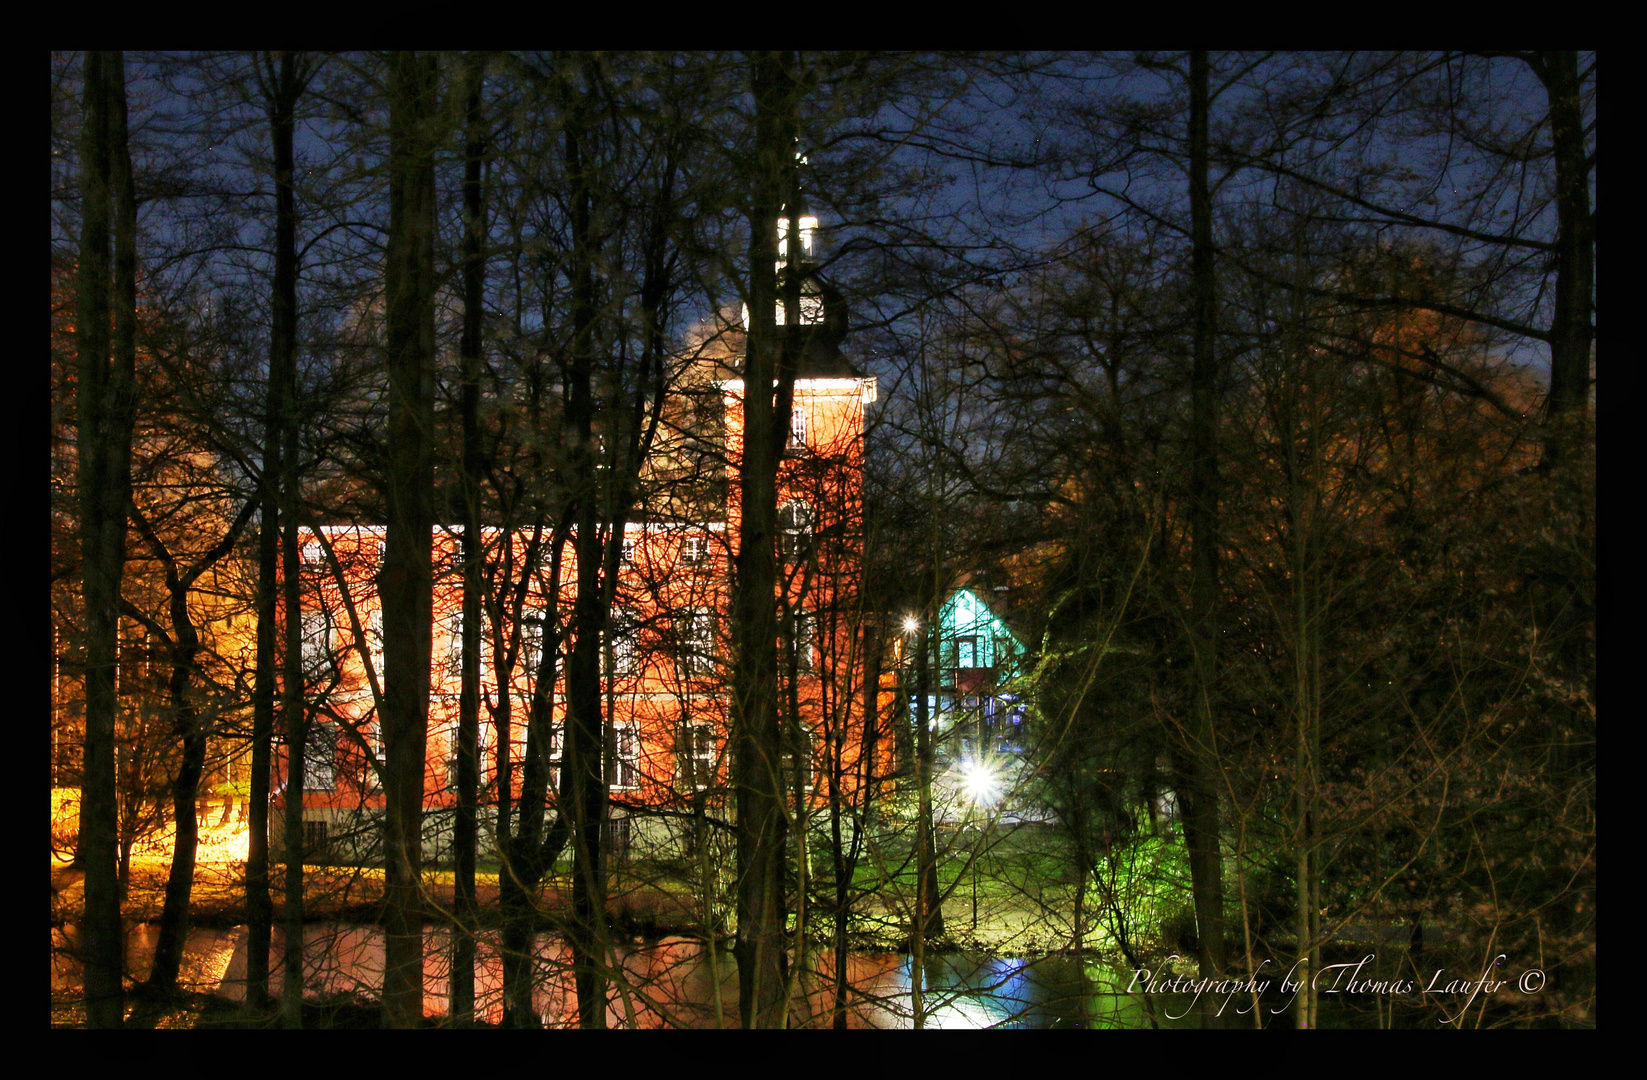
[282,375,880,824]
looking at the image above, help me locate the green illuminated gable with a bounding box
[935,588,1023,673]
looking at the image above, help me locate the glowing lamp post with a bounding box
[959,759,1000,931]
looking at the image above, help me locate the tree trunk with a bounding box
[1534,50,1594,462]
[451,48,487,1030]
[381,50,440,1030]
[832,613,882,1029]
[1530,50,1595,687]
[140,502,254,996]
[75,49,137,1029]
[1284,347,1323,1030]
[249,49,305,1020]
[914,614,944,941]
[499,538,568,1028]
[146,665,207,995]
[732,50,801,1029]
[280,501,305,1030]
[1182,49,1228,1024]
[560,70,611,1028]
[246,482,276,1014]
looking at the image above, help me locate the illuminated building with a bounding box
[277,208,880,860]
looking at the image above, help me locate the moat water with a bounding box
[53,920,1193,1028]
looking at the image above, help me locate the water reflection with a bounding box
[52,922,1181,1028]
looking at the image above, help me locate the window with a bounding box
[1006,704,1027,748]
[301,608,334,679]
[611,721,640,790]
[774,276,825,326]
[956,635,978,669]
[789,608,816,673]
[682,534,707,565]
[547,720,564,794]
[677,723,716,790]
[302,818,329,856]
[779,500,814,561]
[302,542,325,569]
[676,608,714,679]
[306,721,337,792]
[687,395,721,451]
[783,723,815,796]
[604,815,633,860]
[366,608,384,676]
[439,718,494,789]
[446,719,486,792]
[787,405,809,451]
[621,535,637,566]
[118,633,159,692]
[610,609,640,677]
[361,719,382,791]
[447,609,488,679]
[993,635,1014,672]
[520,607,547,674]
[447,611,465,677]
[776,214,818,263]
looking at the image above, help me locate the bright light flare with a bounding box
[903,615,920,634]
[959,760,1001,806]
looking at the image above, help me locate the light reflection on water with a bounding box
[52,922,1175,1028]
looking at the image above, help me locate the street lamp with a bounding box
[958,759,1000,931]
[959,759,1001,807]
